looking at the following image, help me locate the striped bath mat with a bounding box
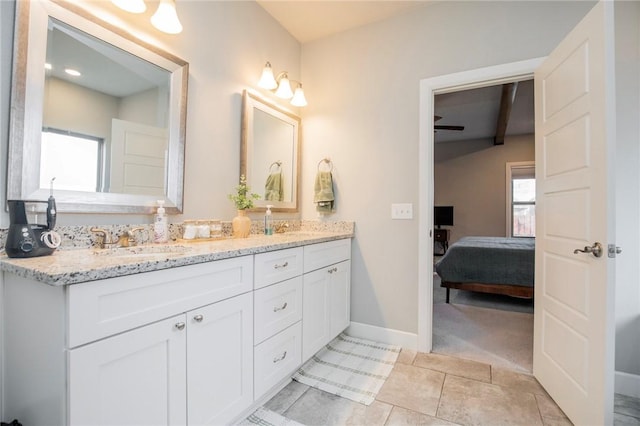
[292,334,401,405]
[239,407,304,426]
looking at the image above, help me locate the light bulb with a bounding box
[290,85,307,107]
[111,0,146,13]
[151,0,183,34]
[258,62,278,90]
[275,74,293,99]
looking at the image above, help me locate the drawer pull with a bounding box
[273,261,289,270]
[193,314,204,322]
[273,302,288,312]
[328,267,338,274]
[273,351,287,363]
[174,322,186,331]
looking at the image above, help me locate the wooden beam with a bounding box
[494,82,518,145]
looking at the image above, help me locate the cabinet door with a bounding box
[187,292,253,425]
[302,267,331,361]
[329,260,351,337]
[69,315,187,426]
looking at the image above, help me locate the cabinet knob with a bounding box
[273,351,287,363]
[274,261,289,270]
[174,322,186,331]
[193,314,204,322]
[328,267,338,274]
[273,302,288,312]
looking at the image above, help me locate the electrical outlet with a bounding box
[391,203,413,220]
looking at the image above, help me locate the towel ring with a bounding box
[317,158,333,172]
[269,161,282,173]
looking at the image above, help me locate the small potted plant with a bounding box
[228,175,260,238]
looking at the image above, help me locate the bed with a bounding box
[434,236,535,303]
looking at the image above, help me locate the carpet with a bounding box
[432,272,534,373]
[239,407,304,426]
[293,334,401,405]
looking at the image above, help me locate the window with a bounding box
[506,162,535,237]
[40,129,104,192]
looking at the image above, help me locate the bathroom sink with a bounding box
[92,244,193,260]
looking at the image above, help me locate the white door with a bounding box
[187,293,253,425]
[110,118,168,195]
[533,2,616,425]
[68,315,187,426]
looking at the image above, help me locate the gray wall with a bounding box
[434,134,535,244]
[299,1,595,335]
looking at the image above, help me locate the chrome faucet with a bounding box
[91,226,146,248]
[274,222,290,234]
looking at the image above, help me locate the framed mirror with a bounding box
[241,90,301,212]
[8,0,188,214]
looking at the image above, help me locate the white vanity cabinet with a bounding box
[302,239,352,361]
[3,256,254,426]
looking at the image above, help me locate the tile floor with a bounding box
[264,349,640,426]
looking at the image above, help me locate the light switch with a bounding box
[391,203,413,220]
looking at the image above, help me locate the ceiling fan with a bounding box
[434,115,464,131]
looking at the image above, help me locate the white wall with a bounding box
[434,134,534,244]
[614,0,640,386]
[299,1,595,334]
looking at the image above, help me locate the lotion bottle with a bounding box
[264,205,273,235]
[153,200,169,243]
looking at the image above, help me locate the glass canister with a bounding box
[209,220,222,238]
[196,220,210,239]
[182,220,197,240]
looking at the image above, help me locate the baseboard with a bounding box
[615,370,640,398]
[346,321,417,350]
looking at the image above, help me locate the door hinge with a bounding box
[608,244,622,258]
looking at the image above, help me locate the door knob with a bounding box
[573,242,603,258]
[174,322,186,330]
[193,314,204,322]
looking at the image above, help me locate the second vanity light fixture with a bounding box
[258,62,308,107]
[111,0,183,34]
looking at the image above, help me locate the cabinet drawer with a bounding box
[254,276,303,344]
[254,247,303,289]
[303,239,351,273]
[254,322,302,399]
[68,256,253,348]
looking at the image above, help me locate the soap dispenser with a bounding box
[153,200,169,243]
[264,205,273,235]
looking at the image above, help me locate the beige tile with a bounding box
[284,387,392,425]
[414,352,491,383]
[492,368,547,396]
[386,406,460,425]
[397,348,418,365]
[376,363,446,416]
[616,394,640,419]
[535,393,568,420]
[437,375,543,426]
[541,416,574,426]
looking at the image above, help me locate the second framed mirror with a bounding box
[241,90,301,212]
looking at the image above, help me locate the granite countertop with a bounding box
[0,230,354,286]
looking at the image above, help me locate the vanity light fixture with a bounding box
[44,63,52,70]
[258,61,307,107]
[111,0,183,34]
[151,0,183,34]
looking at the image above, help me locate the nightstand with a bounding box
[434,228,450,255]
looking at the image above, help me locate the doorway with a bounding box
[417,58,544,354]
[431,81,536,373]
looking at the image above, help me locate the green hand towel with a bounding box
[265,172,284,201]
[314,171,334,213]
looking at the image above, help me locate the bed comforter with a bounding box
[435,236,534,286]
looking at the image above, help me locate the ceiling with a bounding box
[434,79,534,144]
[255,0,431,44]
[256,1,534,144]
